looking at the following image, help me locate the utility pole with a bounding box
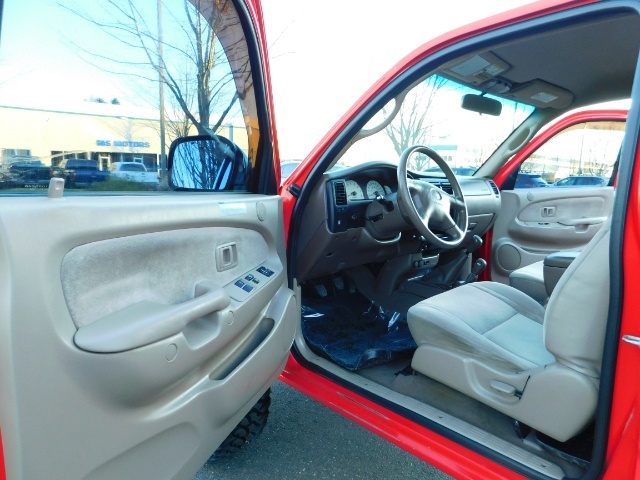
[157,0,168,188]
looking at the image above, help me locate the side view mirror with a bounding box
[461,94,502,116]
[168,134,251,191]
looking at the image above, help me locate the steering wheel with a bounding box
[397,145,468,249]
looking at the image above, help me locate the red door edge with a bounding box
[1,429,5,480]
[281,354,526,480]
[603,144,640,478]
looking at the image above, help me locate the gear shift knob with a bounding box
[464,258,487,284]
[471,258,487,275]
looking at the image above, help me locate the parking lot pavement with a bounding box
[194,380,451,479]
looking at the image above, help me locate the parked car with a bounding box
[3,2,640,480]
[54,158,110,188]
[109,162,159,188]
[280,160,301,180]
[281,160,345,180]
[553,175,608,187]
[0,161,52,188]
[514,172,549,188]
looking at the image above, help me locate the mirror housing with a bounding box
[168,135,251,191]
[461,94,502,116]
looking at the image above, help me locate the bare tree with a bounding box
[584,134,615,176]
[61,0,246,137]
[60,0,254,187]
[383,76,447,170]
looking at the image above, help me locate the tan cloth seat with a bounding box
[407,220,611,442]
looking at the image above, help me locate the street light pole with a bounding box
[157,0,168,188]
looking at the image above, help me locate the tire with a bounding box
[208,388,271,461]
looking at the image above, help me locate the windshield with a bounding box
[339,75,535,174]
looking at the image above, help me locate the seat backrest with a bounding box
[544,219,611,379]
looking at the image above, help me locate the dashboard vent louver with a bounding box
[432,181,453,195]
[333,181,347,206]
[487,180,500,197]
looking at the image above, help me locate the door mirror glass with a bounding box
[169,135,251,191]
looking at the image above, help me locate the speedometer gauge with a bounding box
[366,180,385,198]
[345,180,364,200]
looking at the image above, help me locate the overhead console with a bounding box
[442,52,511,86]
[440,51,573,109]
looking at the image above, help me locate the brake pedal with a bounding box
[314,283,328,297]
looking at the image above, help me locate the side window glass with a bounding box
[515,120,625,188]
[0,0,258,194]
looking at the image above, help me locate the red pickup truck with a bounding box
[0,1,639,480]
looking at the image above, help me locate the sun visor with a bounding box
[504,80,573,109]
[441,52,510,86]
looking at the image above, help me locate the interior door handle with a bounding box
[74,281,231,353]
[557,216,607,226]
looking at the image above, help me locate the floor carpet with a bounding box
[301,295,417,371]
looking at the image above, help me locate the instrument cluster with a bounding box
[344,178,392,201]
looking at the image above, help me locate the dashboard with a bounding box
[294,161,502,281]
[326,165,457,234]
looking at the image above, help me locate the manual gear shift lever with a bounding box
[464,258,487,284]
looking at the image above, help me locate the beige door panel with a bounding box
[0,194,295,480]
[491,187,614,283]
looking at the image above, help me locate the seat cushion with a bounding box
[408,282,554,372]
[509,261,547,304]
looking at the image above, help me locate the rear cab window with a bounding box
[0,0,261,193]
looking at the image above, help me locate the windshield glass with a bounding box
[339,75,535,174]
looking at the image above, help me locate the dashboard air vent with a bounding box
[432,181,453,195]
[333,181,347,206]
[487,180,500,197]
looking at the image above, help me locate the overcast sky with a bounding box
[261,1,533,159]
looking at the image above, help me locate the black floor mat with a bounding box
[301,296,417,371]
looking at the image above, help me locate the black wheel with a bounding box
[208,388,271,461]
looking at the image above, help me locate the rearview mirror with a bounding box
[168,135,251,191]
[461,94,502,116]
